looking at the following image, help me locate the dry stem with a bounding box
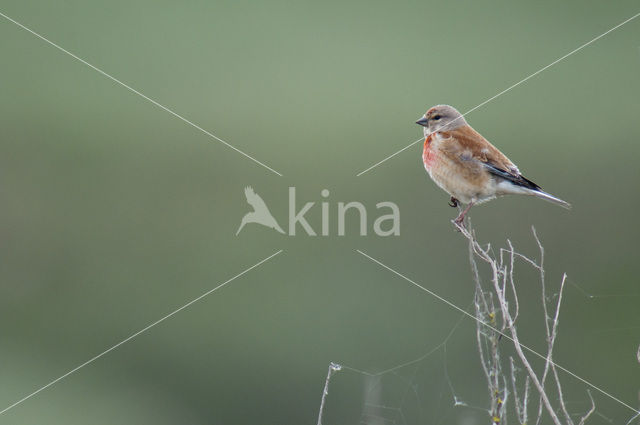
[456,219,595,425]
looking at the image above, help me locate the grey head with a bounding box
[416,105,467,135]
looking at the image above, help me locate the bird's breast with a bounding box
[421,132,493,204]
[422,135,436,170]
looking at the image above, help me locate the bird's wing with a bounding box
[482,163,541,190]
[244,186,270,211]
[440,126,541,190]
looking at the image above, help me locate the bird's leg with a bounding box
[453,201,474,228]
[448,197,459,208]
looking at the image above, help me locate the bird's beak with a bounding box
[416,116,429,127]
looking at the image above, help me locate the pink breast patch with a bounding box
[423,135,436,169]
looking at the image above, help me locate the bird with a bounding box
[416,105,570,226]
[236,186,285,235]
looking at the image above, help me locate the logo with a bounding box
[236,186,286,235]
[236,187,399,236]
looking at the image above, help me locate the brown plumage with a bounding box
[416,105,570,226]
[438,126,541,190]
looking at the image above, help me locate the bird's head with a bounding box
[416,104,467,135]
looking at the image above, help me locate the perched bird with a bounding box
[236,186,285,235]
[416,105,570,226]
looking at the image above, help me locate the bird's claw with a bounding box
[448,197,459,208]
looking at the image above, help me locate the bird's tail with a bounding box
[530,190,571,210]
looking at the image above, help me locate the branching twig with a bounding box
[456,219,594,425]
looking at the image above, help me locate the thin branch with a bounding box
[457,220,577,425]
[578,390,596,425]
[317,362,342,425]
[510,357,527,424]
[549,274,572,424]
[507,241,520,323]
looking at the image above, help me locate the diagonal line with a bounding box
[0,249,283,416]
[356,11,640,177]
[356,249,640,415]
[340,307,468,377]
[356,140,421,177]
[0,11,283,177]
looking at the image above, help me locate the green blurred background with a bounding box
[1,0,639,423]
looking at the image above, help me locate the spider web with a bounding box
[315,240,640,425]
[316,310,493,425]
[316,306,631,425]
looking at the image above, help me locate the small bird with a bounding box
[416,105,570,226]
[236,186,285,235]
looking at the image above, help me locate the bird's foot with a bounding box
[452,201,474,231]
[448,197,459,208]
[453,214,466,231]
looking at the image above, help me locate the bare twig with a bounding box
[317,362,342,425]
[510,357,530,425]
[578,390,596,425]
[457,219,593,425]
[550,274,572,425]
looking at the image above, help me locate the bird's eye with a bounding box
[433,115,442,120]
